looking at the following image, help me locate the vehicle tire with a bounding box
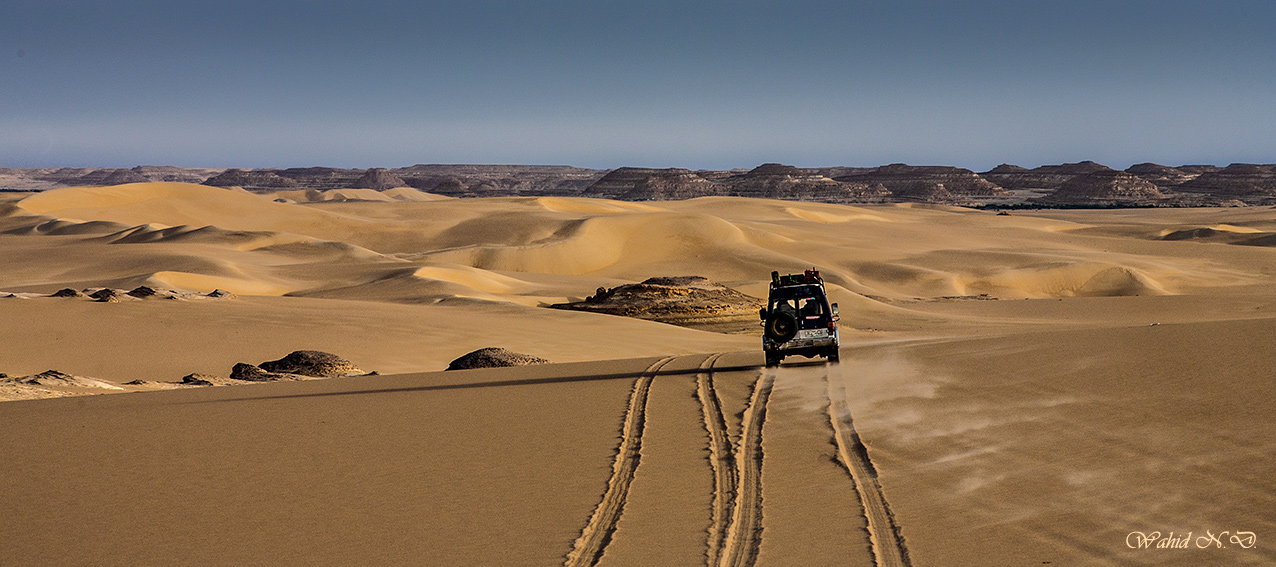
[826,347,840,364]
[764,307,798,343]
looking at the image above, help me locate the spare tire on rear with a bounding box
[765,304,798,342]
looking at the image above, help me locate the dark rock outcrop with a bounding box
[89,288,121,303]
[10,370,79,386]
[180,373,239,386]
[446,347,550,370]
[126,286,158,298]
[550,276,764,323]
[5,370,120,389]
[206,289,236,299]
[257,350,364,377]
[49,288,82,298]
[229,363,287,382]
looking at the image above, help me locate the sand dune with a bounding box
[4,182,1274,374]
[2,182,1274,565]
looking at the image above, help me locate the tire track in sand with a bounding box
[717,368,774,567]
[826,369,912,567]
[564,356,677,567]
[694,353,733,566]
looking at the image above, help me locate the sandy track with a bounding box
[718,369,774,567]
[564,356,677,567]
[695,353,735,565]
[827,368,912,567]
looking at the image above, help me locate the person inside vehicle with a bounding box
[799,297,823,318]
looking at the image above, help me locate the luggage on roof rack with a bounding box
[770,268,822,288]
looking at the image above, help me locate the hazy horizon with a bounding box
[0,159,1262,173]
[4,1,1274,170]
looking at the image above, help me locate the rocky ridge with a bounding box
[5,161,1276,206]
[1036,170,1166,205]
[1175,164,1276,198]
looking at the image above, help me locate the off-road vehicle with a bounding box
[760,268,840,367]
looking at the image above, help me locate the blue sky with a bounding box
[2,1,1273,170]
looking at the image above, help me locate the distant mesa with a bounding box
[727,164,888,202]
[1175,165,1223,175]
[981,161,1116,190]
[446,347,550,370]
[747,163,804,176]
[1038,161,1112,175]
[9,160,1276,207]
[394,164,605,196]
[129,165,220,184]
[429,178,469,195]
[203,169,299,188]
[1175,163,1276,196]
[1125,163,1197,187]
[76,168,149,185]
[583,167,724,200]
[984,163,1030,174]
[835,164,1009,198]
[352,168,407,190]
[1037,170,1165,205]
[887,181,958,202]
[623,170,725,201]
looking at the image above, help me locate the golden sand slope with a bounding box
[2,183,1274,566]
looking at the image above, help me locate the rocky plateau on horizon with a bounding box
[3,161,1275,207]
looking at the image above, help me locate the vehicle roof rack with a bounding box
[771,268,823,288]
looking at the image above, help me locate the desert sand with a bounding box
[1,182,1273,565]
